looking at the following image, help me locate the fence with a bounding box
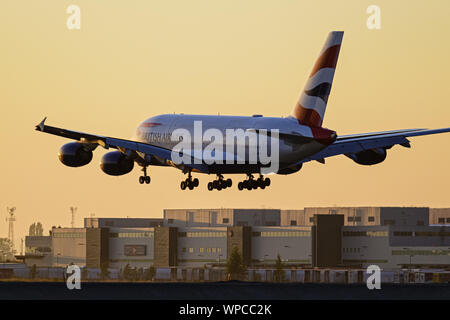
[1,265,449,283]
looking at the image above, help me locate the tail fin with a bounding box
[291,31,344,127]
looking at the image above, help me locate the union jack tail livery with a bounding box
[292,31,344,127]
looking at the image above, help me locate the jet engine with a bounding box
[346,148,387,165]
[100,151,134,176]
[58,142,93,167]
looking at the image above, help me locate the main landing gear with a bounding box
[237,174,270,191]
[180,171,199,190]
[138,166,151,184]
[207,174,232,191]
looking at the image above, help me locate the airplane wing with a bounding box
[297,127,450,164]
[35,117,210,173]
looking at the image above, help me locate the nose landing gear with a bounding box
[139,166,151,184]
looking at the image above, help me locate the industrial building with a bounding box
[24,207,450,271]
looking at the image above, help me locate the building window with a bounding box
[290,220,297,226]
[188,248,194,253]
[223,218,229,223]
[447,218,450,223]
[217,248,222,253]
[206,248,211,253]
[368,216,375,222]
[199,248,204,253]
[393,231,413,237]
[309,217,315,223]
[168,219,174,224]
[438,218,445,224]
[348,217,354,222]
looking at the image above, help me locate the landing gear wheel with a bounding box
[145,176,151,184]
[264,177,271,186]
[193,178,199,187]
[180,181,187,190]
[207,182,214,191]
[226,179,232,188]
[238,182,244,190]
[139,176,145,184]
[220,180,227,189]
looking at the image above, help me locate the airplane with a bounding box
[36,31,450,191]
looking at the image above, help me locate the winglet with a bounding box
[36,117,47,131]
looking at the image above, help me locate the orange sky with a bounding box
[1,0,450,251]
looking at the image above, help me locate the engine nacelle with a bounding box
[277,163,303,175]
[347,148,387,165]
[58,142,93,167]
[100,151,134,176]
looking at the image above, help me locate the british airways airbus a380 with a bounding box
[36,31,450,191]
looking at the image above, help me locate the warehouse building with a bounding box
[23,207,450,270]
[430,208,450,225]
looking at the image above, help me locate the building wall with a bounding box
[86,228,109,268]
[52,228,87,267]
[251,226,312,265]
[177,227,227,267]
[342,225,450,269]
[233,209,280,227]
[312,215,344,267]
[227,226,252,265]
[304,207,429,227]
[108,228,155,269]
[280,210,306,226]
[379,207,429,227]
[305,207,381,226]
[163,209,281,227]
[154,227,177,267]
[164,209,234,227]
[342,226,391,268]
[85,218,163,228]
[430,208,450,225]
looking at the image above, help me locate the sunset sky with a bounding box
[1,0,450,251]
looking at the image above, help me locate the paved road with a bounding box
[0,281,449,300]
